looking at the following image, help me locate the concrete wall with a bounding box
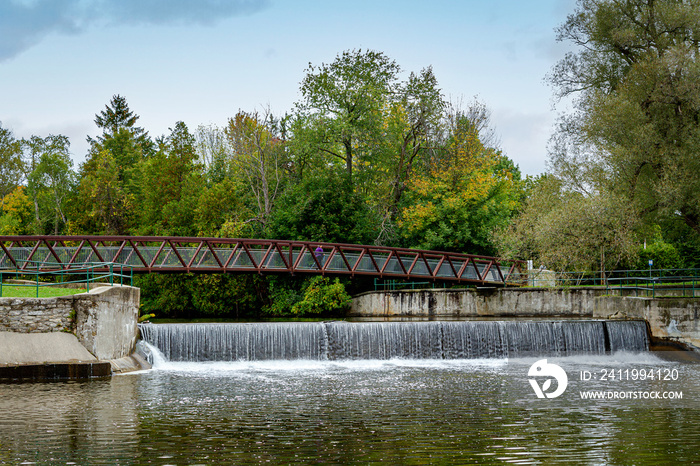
[73,286,140,360]
[595,297,700,349]
[351,288,700,350]
[350,287,602,318]
[0,285,140,360]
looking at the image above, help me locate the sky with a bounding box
[0,0,576,176]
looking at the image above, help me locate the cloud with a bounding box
[0,0,269,61]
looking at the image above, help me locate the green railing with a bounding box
[374,278,449,291]
[0,261,133,298]
[526,268,700,288]
[605,275,699,298]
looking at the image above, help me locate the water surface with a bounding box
[1,352,698,464]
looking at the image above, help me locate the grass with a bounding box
[0,284,86,298]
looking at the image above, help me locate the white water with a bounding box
[138,320,650,363]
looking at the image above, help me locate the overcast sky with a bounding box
[0,0,576,176]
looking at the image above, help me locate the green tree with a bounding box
[267,171,378,245]
[291,276,351,316]
[0,124,23,211]
[91,94,154,158]
[76,95,152,234]
[297,49,400,181]
[138,122,203,236]
[21,134,74,234]
[368,67,446,244]
[225,111,286,230]
[75,149,131,234]
[398,108,522,255]
[0,186,32,235]
[550,0,700,238]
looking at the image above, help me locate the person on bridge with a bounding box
[314,246,324,267]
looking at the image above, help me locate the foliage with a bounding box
[297,49,400,180]
[0,124,23,209]
[636,240,684,271]
[225,111,286,229]
[267,171,378,245]
[20,134,75,234]
[0,186,32,235]
[291,276,351,316]
[549,0,700,239]
[137,122,203,236]
[496,175,641,271]
[262,276,304,316]
[398,108,522,254]
[0,51,533,318]
[75,95,152,234]
[74,149,132,234]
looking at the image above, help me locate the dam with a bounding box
[138,320,650,362]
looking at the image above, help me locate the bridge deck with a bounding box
[0,236,526,286]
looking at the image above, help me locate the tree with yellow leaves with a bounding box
[398,104,523,255]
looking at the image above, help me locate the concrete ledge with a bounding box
[110,353,151,373]
[0,331,97,365]
[0,361,111,381]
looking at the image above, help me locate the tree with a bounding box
[397,107,522,255]
[368,67,446,244]
[0,124,23,210]
[0,186,32,235]
[267,171,378,245]
[495,175,640,272]
[550,0,700,238]
[76,149,130,234]
[138,122,203,236]
[33,136,75,234]
[195,124,231,184]
[297,49,400,180]
[91,94,153,157]
[21,134,74,234]
[225,111,285,230]
[291,277,351,316]
[76,95,152,234]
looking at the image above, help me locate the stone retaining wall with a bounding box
[0,297,74,333]
[0,285,140,360]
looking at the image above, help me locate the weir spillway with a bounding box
[138,320,649,362]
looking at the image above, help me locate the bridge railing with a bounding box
[0,236,527,286]
[0,260,133,297]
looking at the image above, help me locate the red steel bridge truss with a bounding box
[0,236,527,286]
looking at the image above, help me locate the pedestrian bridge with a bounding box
[0,236,526,286]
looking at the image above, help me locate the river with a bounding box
[1,320,699,464]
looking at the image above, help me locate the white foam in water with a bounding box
[145,351,509,375]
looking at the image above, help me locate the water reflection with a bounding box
[0,355,698,464]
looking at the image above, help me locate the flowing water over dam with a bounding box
[138,320,649,362]
[3,319,700,464]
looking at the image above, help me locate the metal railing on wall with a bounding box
[605,275,699,298]
[525,268,700,298]
[374,279,449,291]
[0,261,133,298]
